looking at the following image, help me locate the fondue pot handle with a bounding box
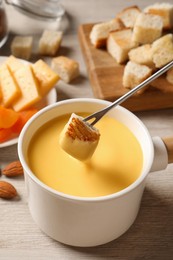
[151,136,171,172]
[162,136,173,164]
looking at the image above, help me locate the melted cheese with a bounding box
[28,113,143,198]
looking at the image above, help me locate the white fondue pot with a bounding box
[18,98,173,247]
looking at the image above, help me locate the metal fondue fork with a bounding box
[84,60,173,126]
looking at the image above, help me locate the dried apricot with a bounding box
[0,106,19,128]
[0,128,13,143]
[11,108,38,134]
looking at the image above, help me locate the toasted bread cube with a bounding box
[107,28,138,64]
[128,44,155,69]
[166,68,173,84]
[39,30,63,56]
[89,18,124,48]
[0,64,21,107]
[132,13,163,44]
[144,3,173,30]
[12,65,41,111]
[151,34,173,68]
[32,59,59,96]
[59,113,100,161]
[123,61,152,94]
[51,56,79,83]
[11,36,33,60]
[116,5,141,28]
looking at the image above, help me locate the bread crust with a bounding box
[132,13,163,44]
[151,34,173,68]
[123,61,152,94]
[116,5,141,28]
[144,3,173,30]
[51,56,79,83]
[90,18,124,48]
[107,28,138,64]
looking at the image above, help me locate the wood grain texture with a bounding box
[78,23,173,111]
[162,136,173,163]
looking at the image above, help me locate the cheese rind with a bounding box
[0,64,21,107]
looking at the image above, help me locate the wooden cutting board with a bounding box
[78,23,173,112]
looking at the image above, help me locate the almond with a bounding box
[0,181,17,199]
[2,160,24,177]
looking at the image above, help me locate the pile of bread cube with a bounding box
[90,3,173,93]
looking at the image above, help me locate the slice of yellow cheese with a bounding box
[0,64,21,107]
[11,65,41,111]
[6,55,23,74]
[32,59,59,96]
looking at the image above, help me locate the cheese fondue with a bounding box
[27,113,143,197]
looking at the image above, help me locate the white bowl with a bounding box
[18,98,169,247]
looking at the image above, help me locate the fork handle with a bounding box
[162,136,173,163]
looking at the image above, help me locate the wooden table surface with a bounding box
[0,0,173,259]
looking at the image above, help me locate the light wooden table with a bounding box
[0,0,173,259]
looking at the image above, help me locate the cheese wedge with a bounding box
[0,64,21,107]
[11,65,41,111]
[59,113,100,161]
[32,59,59,96]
